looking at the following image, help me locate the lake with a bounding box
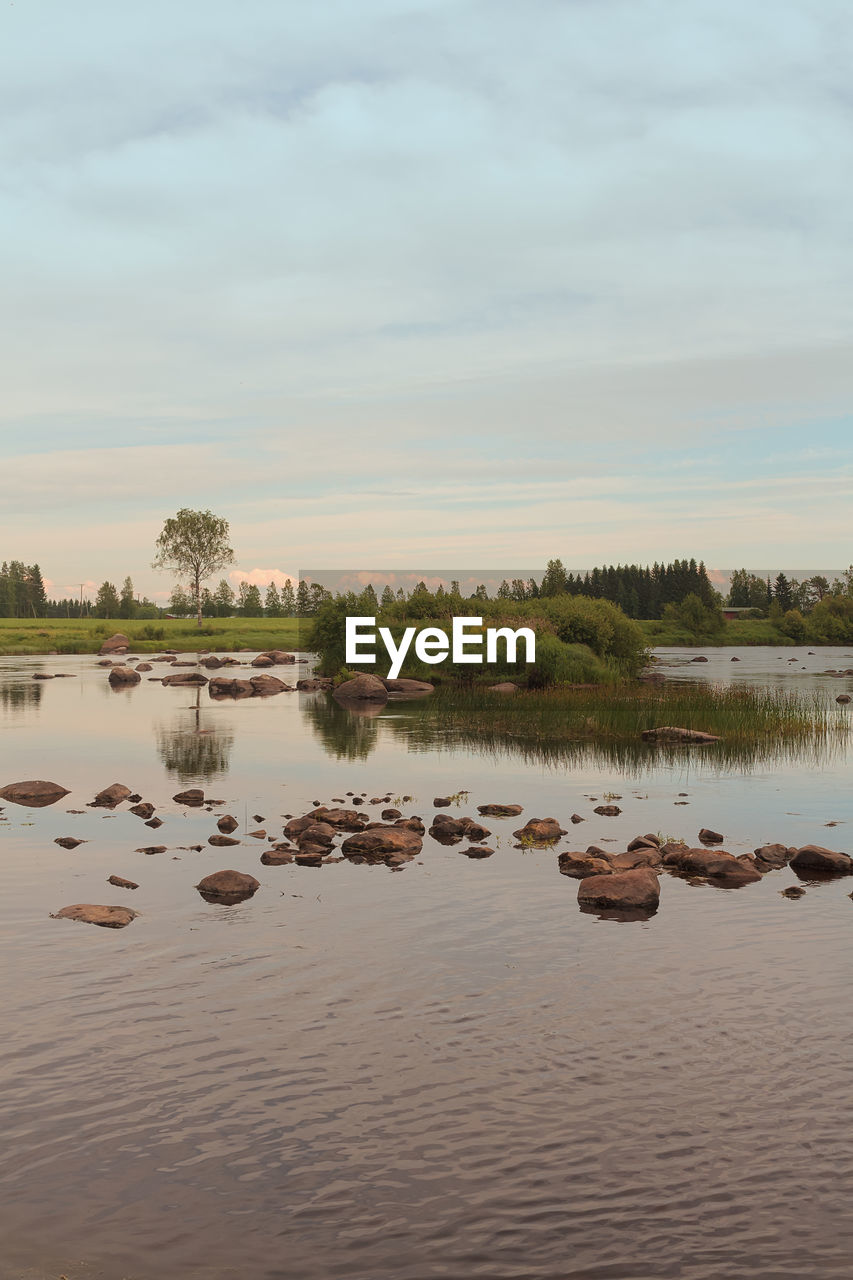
[1,648,852,1280]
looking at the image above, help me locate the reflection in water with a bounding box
[155,693,235,782]
[302,692,381,760]
[301,690,851,775]
[0,679,43,715]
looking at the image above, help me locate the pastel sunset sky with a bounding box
[2,1,851,599]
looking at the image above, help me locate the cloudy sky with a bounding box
[2,0,851,598]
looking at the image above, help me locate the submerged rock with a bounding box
[593,804,622,817]
[162,672,208,687]
[383,678,434,697]
[174,788,205,806]
[91,783,132,809]
[209,677,255,698]
[641,726,720,743]
[577,867,660,913]
[754,843,795,870]
[781,885,806,899]
[512,817,567,846]
[477,803,523,817]
[195,870,260,903]
[0,780,70,808]
[429,814,491,845]
[54,836,87,849]
[790,845,853,876]
[51,903,138,928]
[460,845,495,858]
[333,673,388,704]
[664,847,762,885]
[341,825,423,862]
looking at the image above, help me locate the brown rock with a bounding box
[108,875,138,889]
[488,682,519,693]
[162,672,208,687]
[200,655,225,668]
[261,846,294,865]
[99,633,130,655]
[577,867,660,913]
[698,827,724,844]
[251,654,275,667]
[429,814,491,845]
[208,834,241,847]
[669,847,762,885]
[341,825,423,860]
[460,846,495,858]
[54,836,87,849]
[32,672,54,680]
[145,817,163,829]
[249,674,290,696]
[108,665,141,685]
[836,694,851,704]
[627,834,660,851]
[296,677,332,692]
[129,802,155,820]
[195,870,260,902]
[781,885,806,899]
[135,845,167,855]
[477,803,523,817]
[260,650,295,664]
[558,851,613,878]
[512,817,567,846]
[381,808,402,820]
[790,845,853,876]
[309,807,367,831]
[641,726,720,743]
[0,780,70,808]
[753,843,794,870]
[690,655,709,662]
[217,815,239,834]
[174,788,205,806]
[333,673,389,703]
[91,783,132,809]
[52,903,138,927]
[382,677,434,697]
[610,848,662,871]
[570,814,585,824]
[593,804,621,817]
[209,677,255,698]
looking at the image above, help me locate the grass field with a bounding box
[637,617,794,647]
[0,616,305,655]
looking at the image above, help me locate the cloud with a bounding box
[229,567,297,589]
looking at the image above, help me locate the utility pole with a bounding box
[79,584,84,619]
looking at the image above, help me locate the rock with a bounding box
[217,815,239,834]
[32,673,54,680]
[627,834,660,851]
[162,672,208,686]
[691,656,709,662]
[731,656,740,662]
[98,658,114,666]
[488,682,519,693]
[381,808,402,820]
[392,817,425,834]
[209,677,255,698]
[99,633,130,655]
[248,829,266,839]
[382,678,434,697]
[295,822,336,848]
[108,875,138,889]
[666,847,762,885]
[577,868,660,913]
[460,846,495,858]
[260,650,295,665]
[251,654,275,667]
[477,803,523,817]
[145,817,164,829]
[108,666,141,685]
[429,814,491,845]
[0,780,70,808]
[135,662,152,672]
[512,817,567,846]
[641,727,720,743]
[698,828,724,844]
[309,807,367,831]
[51,903,138,927]
[593,804,621,817]
[296,678,332,692]
[781,885,806,899]
[129,802,155,820]
[341,825,423,861]
[570,814,585,824]
[261,846,294,865]
[558,851,614,878]
[252,814,264,823]
[610,848,662,871]
[836,694,851,704]
[91,783,132,809]
[753,843,794,870]
[195,870,260,903]
[136,845,167,855]
[199,655,224,668]
[208,834,241,847]
[790,845,853,876]
[249,674,290,696]
[434,797,453,807]
[54,836,87,849]
[333,674,388,703]
[174,788,205,806]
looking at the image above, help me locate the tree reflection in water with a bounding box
[301,692,382,761]
[155,688,235,782]
[0,679,44,716]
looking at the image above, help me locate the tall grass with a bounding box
[378,682,849,772]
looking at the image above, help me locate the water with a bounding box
[1,650,852,1280]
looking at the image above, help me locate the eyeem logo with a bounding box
[345,616,536,679]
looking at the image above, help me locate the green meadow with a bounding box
[0,616,304,655]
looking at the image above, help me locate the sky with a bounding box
[1,0,851,600]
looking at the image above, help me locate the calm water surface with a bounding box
[1,649,852,1280]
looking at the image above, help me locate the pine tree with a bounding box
[95,581,121,617]
[296,580,311,616]
[280,580,296,615]
[265,583,282,617]
[119,576,136,620]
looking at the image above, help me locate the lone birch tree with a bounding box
[153,509,234,628]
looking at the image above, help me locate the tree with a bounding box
[280,580,296,615]
[119,576,136,620]
[214,578,235,616]
[295,580,311,616]
[773,573,793,613]
[95,581,120,617]
[170,585,191,616]
[153,508,234,628]
[265,582,282,616]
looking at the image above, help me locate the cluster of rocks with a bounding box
[95,640,319,698]
[332,674,435,705]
